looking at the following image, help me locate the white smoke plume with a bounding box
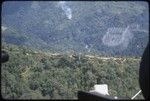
[58,1,72,20]
[102,26,133,50]
[31,1,40,10]
[1,26,7,32]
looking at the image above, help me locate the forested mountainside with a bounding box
[2,1,149,56]
[1,43,143,99]
[1,1,148,100]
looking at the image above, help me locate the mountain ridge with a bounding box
[2,1,149,56]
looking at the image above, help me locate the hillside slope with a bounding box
[2,1,149,56]
[1,43,143,99]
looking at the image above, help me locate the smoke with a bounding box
[1,26,7,32]
[58,1,72,20]
[31,1,40,10]
[102,26,133,50]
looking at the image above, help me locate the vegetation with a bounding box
[1,1,148,100]
[2,1,149,56]
[1,43,144,99]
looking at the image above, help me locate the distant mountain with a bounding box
[1,1,149,56]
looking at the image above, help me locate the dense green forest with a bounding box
[2,1,149,56]
[1,1,148,100]
[1,43,144,99]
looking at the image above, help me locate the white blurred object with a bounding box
[31,1,40,10]
[58,1,72,20]
[1,26,7,32]
[90,84,109,95]
[114,96,118,99]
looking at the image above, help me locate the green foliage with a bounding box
[1,43,144,99]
